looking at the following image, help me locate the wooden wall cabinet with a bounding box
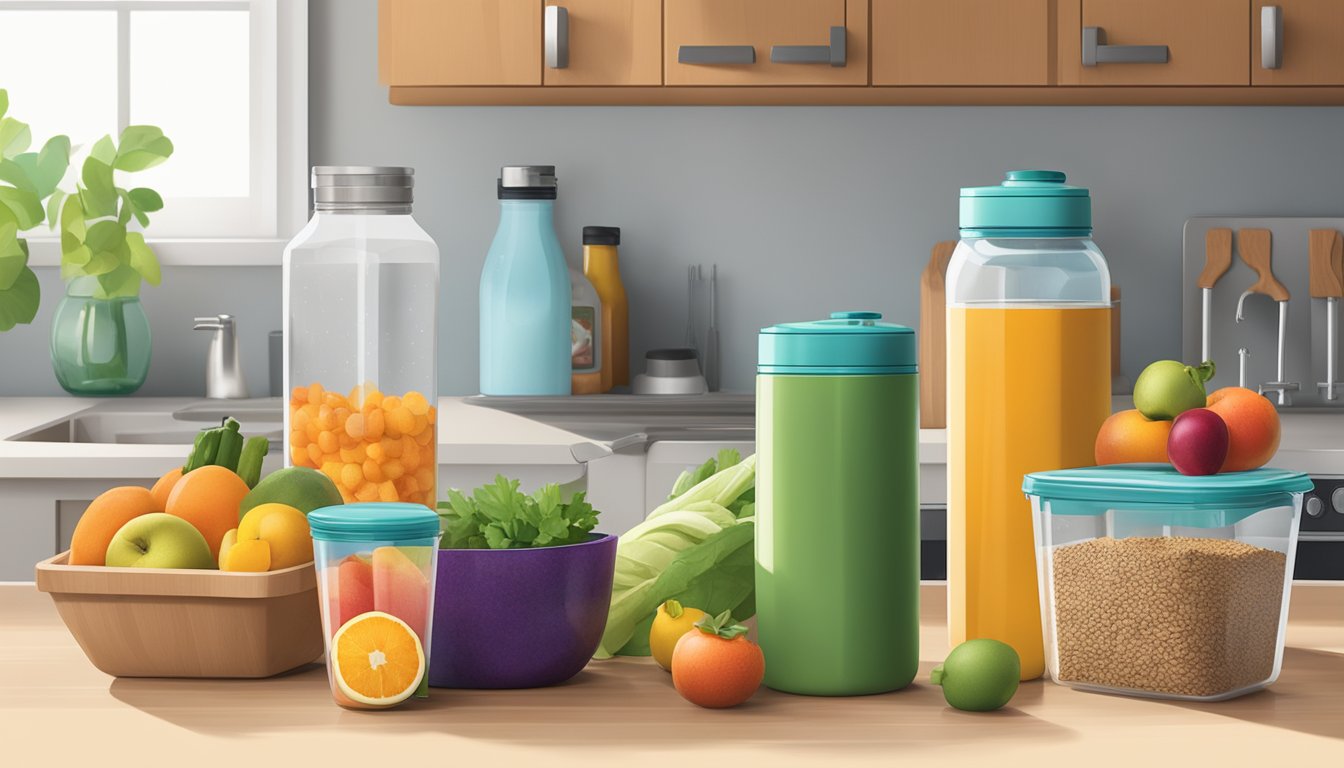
[1061,0,1250,86]
[543,0,663,86]
[379,0,542,86]
[380,0,1344,104]
[1253,1,1344,85]
[873,0,1051,86]
[664,0,868,86]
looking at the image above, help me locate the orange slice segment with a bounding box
[330,611,425,707]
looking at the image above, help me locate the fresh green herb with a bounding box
[436,475,601,550]
[182,418,269,487]
[596,454,757,658]
[694,610,750,640]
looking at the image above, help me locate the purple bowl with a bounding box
[428,532,617,689]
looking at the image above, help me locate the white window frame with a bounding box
[11,0,307,266]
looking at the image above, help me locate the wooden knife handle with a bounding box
[1309,228,1344,298]
[1199,228,1233,289]
[919,241,956,430]
[1238,228,1290,302]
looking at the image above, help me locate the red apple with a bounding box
[1167,408,1230,476]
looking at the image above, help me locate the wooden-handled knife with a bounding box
[1310,229,1343,400]
[1236,228,1297,404]
[1199,228,1233,363]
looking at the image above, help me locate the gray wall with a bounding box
[4,0,1344,396]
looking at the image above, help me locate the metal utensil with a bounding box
[704,265,720,392]
[1309,228,1344,400]
[685,265,700,354]
[1235,228,1297,405]
[1199,228,1233,363]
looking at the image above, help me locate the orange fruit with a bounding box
[149,467,183,511]
[330,611,425,708]
[218,529,271,572]
[671,629,765,708]
[1206,387,1281,472]
[69,486,159,566]
[1094,409,1173,465]
[165,465,251,560]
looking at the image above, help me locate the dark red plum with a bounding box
[1168,408,1230,476]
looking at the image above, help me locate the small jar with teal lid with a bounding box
[309,502,441,710]
[755,310,919,696]
[1024,464,1311,701]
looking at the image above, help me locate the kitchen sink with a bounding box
[12,399,283,446]
[464,393,755,446]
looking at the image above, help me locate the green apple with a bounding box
[105,513,215,569]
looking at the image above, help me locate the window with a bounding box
[0,0,307,264]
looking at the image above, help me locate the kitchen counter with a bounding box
[2,583,1339,765]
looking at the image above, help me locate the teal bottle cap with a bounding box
[960,169,1092,237]
[309,502,442,543]
[758,311,916,375]
[1023,465,1312,528]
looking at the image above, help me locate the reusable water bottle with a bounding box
[946,170,1111,681]
[755,311,919,696]
[479,166,571,396]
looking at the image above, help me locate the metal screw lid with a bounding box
[312,166,414,213]
[500,165,557,188]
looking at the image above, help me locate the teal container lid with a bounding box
[1023,464,1312,528]
[960,170,1092,238]
[758,311,916,375]
[309,503,442,543]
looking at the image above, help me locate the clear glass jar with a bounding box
[284,167,439,508]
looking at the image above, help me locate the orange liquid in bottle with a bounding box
[947,305,1111,680]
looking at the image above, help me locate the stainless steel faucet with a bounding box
[194,314,249,399]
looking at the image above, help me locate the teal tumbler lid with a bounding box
[309,502,442,543]
[960,170,1092,237]
[759,311,916,375]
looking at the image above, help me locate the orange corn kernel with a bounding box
[290,445,307,466]
[317,430,339,454]
[382,460,405,481]
[307,382,324,405]
[345,412,366,440]
[341,464,364,490]
[388,406,415,437]
[291,386,308,405]
[355,484,379,502]
[365,409,385,440]
[381,437,403,459]
[305,443,323,467]
[414,426,434,446]
[403,391,429,416]
[321,461,343,481]
[340,444,367,464]
[366,442,385,463]
[363,459,385,483]
[378,481,399,502]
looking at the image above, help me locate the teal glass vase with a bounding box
[50,276,151,395]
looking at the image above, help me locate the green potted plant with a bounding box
[0,89,68,332]
[49,123,173,394]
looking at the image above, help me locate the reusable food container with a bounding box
[35,552,322,678]
[946,170,1112,681]
[755,311,920,695]
[479,165,571,396]
[284,166,440,507]
[429,532,617,689]
[1025,464,1312,701]
[309,503,441,709]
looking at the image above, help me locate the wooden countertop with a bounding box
[3,584,1341,766]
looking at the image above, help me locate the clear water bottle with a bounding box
[283,166,440,508]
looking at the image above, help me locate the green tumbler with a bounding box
[755,311,919,695]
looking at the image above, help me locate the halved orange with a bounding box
[330,611,425,707]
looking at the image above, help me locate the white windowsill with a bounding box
[24,238,285,267]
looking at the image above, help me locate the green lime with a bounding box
[930,639,1021,712]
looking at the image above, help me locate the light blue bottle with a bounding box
[480,165,572,395]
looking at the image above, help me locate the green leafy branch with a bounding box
[0,89,69,331]
[436,475,601,550]
[56,125,173,299]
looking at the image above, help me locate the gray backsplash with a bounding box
[3,0,1344,397]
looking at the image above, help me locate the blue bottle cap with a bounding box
[758,311,916,375]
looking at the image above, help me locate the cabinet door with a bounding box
[1253,1,1344,85]
[379,0,541,86]
[1064,0,1249,86]
[544,0,663,86]
[665,0,868,86]
[872,0,1050,86]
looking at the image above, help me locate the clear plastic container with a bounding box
[1024,464,1312,701]
[946,171,1112,681]
[309,503,441,710]
[284,166,439,508]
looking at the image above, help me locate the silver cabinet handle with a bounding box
[545,6,569,69]
[1262,6,1283,69]
[770,26,846,67]
[1082,27,1169,66]
[678,45,755,65]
